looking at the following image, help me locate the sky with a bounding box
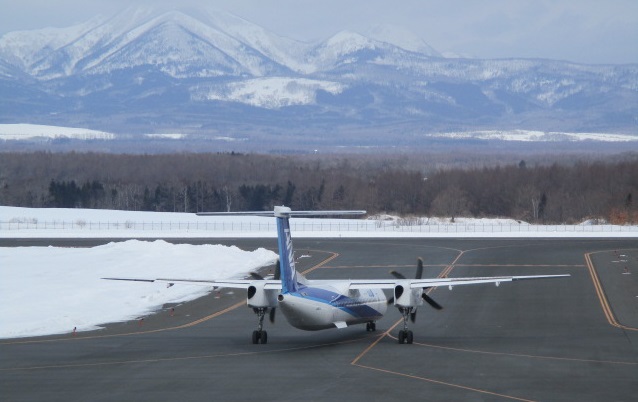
[0,0,636,64]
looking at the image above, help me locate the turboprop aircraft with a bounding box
[104,206,569,344]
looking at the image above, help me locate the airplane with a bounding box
[104,206,569,344]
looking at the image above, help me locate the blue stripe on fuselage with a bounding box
[289,286,382,319]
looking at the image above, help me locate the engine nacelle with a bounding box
[247,282,278,308]
[393,283,424,308]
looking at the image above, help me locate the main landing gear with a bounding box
[397,307,414,344]
[365,321,377,332]
[252,308,268,344]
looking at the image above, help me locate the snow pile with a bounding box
[0,240,277,338]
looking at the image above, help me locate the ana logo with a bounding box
[284,229,296,281]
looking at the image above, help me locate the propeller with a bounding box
[248,259,281,323]
[422,293,443,310]
[387,258,443,311]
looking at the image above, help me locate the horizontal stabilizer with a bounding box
[197,207,366,218]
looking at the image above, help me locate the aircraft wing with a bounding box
[103,274,568,290]
[102,277,282,290]
[345,274,570,289]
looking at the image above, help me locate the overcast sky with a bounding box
[1,0,637,64]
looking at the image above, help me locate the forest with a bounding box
[1,151,637,224]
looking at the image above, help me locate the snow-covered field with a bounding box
[431,129,638,142]
[3,123,636,143]
[1,206,636,340]
[0,123,115,140]
[3,206,637,238]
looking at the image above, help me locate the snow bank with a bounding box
[0,240,277,338]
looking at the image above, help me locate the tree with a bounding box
[429,185,471,220]
[538,193,547,222]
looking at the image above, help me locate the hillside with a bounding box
[1,7,636,151]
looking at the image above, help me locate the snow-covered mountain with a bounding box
[1,7,636,148]
[0,7,300,79]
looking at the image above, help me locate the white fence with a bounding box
[2,219,638,234]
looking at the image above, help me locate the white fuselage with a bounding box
[277,284,387,331]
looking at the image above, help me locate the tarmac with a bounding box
[1,238,637,401]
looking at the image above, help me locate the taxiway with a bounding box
[1,238,636,401]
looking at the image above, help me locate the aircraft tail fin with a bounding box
[275,207,300,293]
[198,206,366,294]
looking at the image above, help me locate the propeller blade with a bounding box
[422,293,443,310]
[386,296,394,305]
[390,270,406,280]
[416,258,424,279]
[410,311,417,323]
[251,259,280,281]
[269,308,276,323]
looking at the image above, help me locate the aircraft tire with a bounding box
[260,331,268,344]
[252,330,259,344]
[398,330,405,344]
[406,330,413,344]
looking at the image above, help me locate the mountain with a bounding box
[0,7,636,150]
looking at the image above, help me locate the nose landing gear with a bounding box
[397,307,414,344]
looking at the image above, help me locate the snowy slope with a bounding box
[197,77,345,108]
[1,6,636,137]
[365,24,441,56]
[0,8,296,79]
[0,8,436,79]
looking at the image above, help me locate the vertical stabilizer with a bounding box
[275,206,300,294]
[197,206,366,294]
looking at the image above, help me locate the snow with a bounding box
[2,206,637,239]
[1,206,636,340]
[199,8,311,74]
[0,239,277,339]
[0,124,115,140]
[144,133,187,139]
[430,129,638,143]
[201,77,345,109]
[365,24,440,56]
[3,124,633,143]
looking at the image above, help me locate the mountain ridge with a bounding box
[1,7,636,149]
